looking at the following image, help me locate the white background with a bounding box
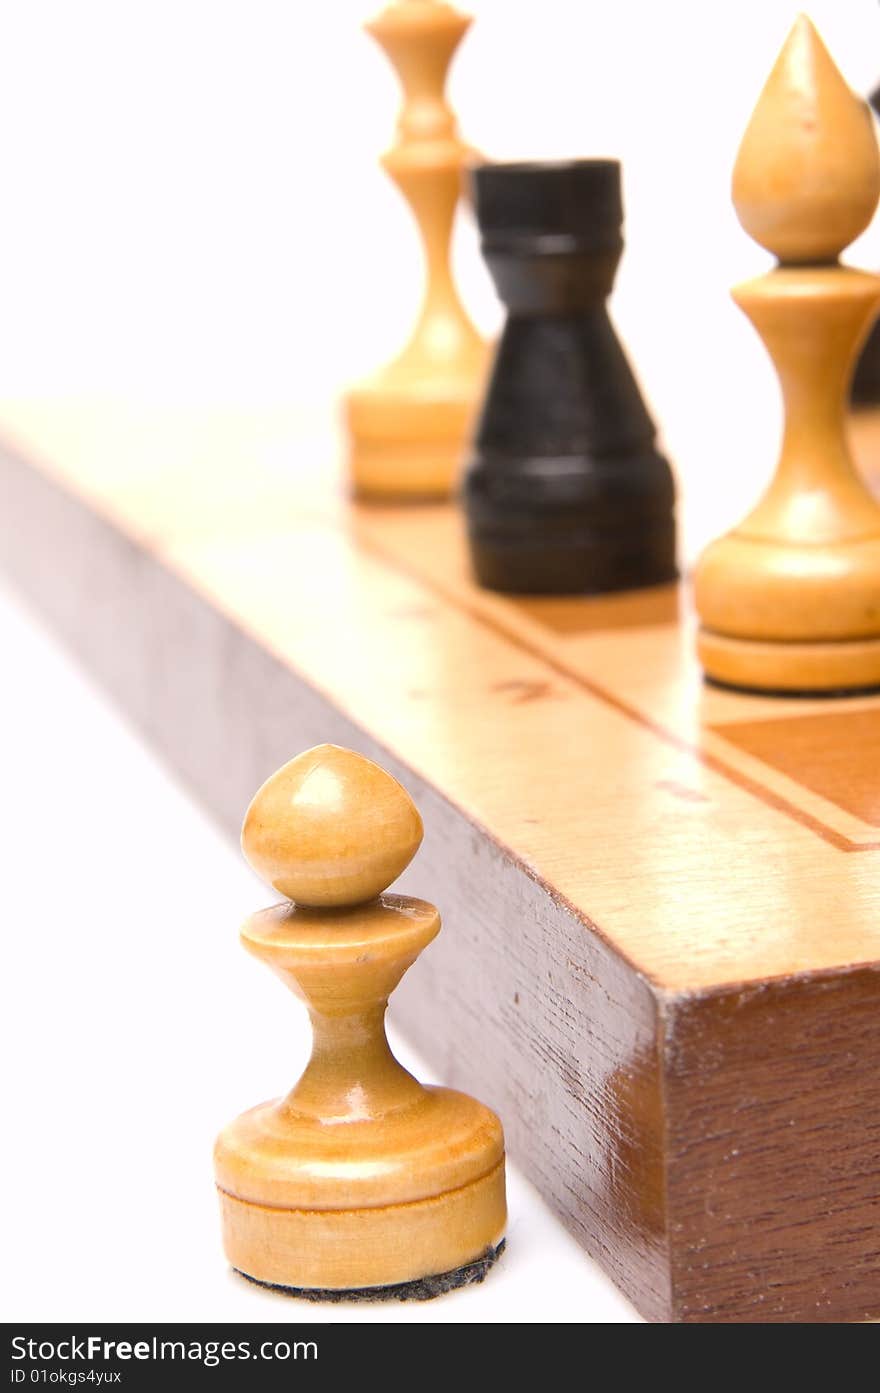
[0,579,637,1322]
[4,1,880,1325]
[0,1,879,555]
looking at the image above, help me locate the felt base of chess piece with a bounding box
[463,160,677,595]
[215,746,506,1295]
[237,1241,504,1303]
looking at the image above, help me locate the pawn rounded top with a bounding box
[241,745,424,908]
[732,15,880,264]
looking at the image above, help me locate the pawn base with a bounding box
[698,628,880,694]
[468,523,678,596]
[217,1159,505,1292]
[345,384,480,501]
[463,447,677,596]
[215,1075,506,1292]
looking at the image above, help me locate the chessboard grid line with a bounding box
[4,419,875,857]
[347,518,880,855]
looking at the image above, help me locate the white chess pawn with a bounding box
[214,744,506,1296]
[344,1,487,501]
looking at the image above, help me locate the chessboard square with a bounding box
[711,708,880,828]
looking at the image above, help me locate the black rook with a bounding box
[463,160,677,594]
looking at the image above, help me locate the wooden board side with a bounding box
[664,967,880,1322]
[0,441,669,1320]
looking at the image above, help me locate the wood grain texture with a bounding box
[4,399,880,1320]
[665,967,880,1322]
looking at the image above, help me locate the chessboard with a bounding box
[3,398,880,1323]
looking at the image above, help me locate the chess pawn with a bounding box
[214,744,506,1295]
[695,17,880,693]
[463,159,677,595]
[344,1,486,501]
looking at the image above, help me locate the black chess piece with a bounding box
[463,160,677,595]
[851,83,880,407]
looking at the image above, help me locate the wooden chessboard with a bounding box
[4,398,880,1323]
